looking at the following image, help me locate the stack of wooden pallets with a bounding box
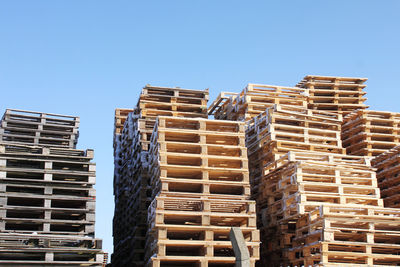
[245,104,345,197]
[342,110,400,156]
[296,75,368,115]
[113,75,400,266]
[145,116,259,266]
[290,204,400,266]
[0,110,104,266]
[372,146,400,208]
[256,151,385,266]
[114,108,134,137]
[112,86,211,267]
[206,75,400,266]
[208,84,307,121]
[112,111,150,266]
[113,108,134,159]
[0,109,80,149]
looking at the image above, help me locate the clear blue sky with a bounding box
[1,0,399,258]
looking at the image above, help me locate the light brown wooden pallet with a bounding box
[264,151,371,174]
[208,92,238,116]
[148,196,257,228]
[296,75,367,87]
[344,141,400,157]
[145,227,258,267]
[150,178,251,200]
[146,240,259,265]
[148,196,256,215]
[247,104,342,135]
[148,256,257,267]
[209,84,307,121]
[138,100,206,113]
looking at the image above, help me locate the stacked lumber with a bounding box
[0,110,104,266]
[112,86,210,267]
[342,110,400,156]
[145,116,259,266]
[296,75,368,115]
[0,109,79,148]
[208,84,307,121]
[245,104,345,196]
[372,146,400,208]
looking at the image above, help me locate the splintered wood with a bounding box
[0,110,104,266]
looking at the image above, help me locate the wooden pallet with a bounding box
[0,150,96,186]
[137,85,209,118]
[208,92,239,117]
[148,257,257,267]
[141,85,209,101]
[209,84,307,121]
[0,247,103,266]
